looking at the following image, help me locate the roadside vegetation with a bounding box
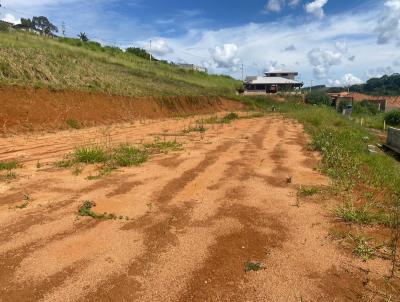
[239,97,400,233]
[56,140,182,178]
[0,31,240,96]
[0,160,20,181]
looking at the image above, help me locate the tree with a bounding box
[78,32,89,42]
[20,18,33,29]
[306,91,332,106]
[32,16,58,35]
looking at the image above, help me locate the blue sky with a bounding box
[1,0,400,86]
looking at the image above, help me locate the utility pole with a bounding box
[149,40,152,61]
[240,63,244,82]
[61,22,66,37]
[310,80,313,92]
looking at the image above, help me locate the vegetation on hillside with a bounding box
[350,74,400,96]
[0,31,240,96]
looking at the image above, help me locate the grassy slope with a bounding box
[0,31,240,96]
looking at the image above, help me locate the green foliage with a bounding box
[385,110,400,126]
[353,100,379,115]
[306,91,332,106]
[245,262,264,272]
[144,140,183,154]
[73,146,108,164]
[125,47,151,60]
[299,187,319,196]
[350,74,400,96]
[78,32,89,42]
[66,119,81,129]
[0,22,10,32]
[0,160,19,170]
[113,145,149,167]
[32,16,58,35]
[352,235,375,261]
[200,112,240,124]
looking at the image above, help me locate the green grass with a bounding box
[66,119,81,129]
[352,235,376,261]
[199,112,240,124]
[0,31,240,96]
[299,186,319,196]
[113,145,149,167]
[244,262,264,272]
[0,160,19,170]
[73,146,108,164]
[78,200,126,220]
[183,124,207,133]
[335,202,391,226]
[144,140,183,154]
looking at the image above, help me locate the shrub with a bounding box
[353,100,379,115]
[113,145,148,167]
[66,119,81,129]
[306,91,331,106]
[385,110,400,126]
[73,146,108,164]
[0,161,19,170]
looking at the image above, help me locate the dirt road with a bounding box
[0,114,392,301]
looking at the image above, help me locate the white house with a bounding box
[244,71,303,94]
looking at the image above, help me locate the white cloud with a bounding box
[308,47,343,79]
[394,57,400,66]
[335,41,348,53]
[305,0,328,19]
[266,0,285,12]
[1,13,21,24]
[210,44,240,69]
[265,0,301,12]
[376,0,400,46]
[327,74,363,87]
[365,66,395,78]
[150,39,173,56]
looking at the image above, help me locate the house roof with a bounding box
[265,71,298,75]
[331,92,400,108]
[245,76,302,85]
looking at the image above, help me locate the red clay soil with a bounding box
[0,85,243,134]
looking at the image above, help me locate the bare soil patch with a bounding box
[0,114,397,301]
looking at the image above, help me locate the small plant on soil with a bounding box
[15,202,29,209]
[72,165,83,176]
[183,124,207,133]
[0,160,20,170]
[245,262,264,272]
[113,144,149,167]
[299,186,319,196]
[66,119,81,129]
[352,235,375,261]
[2,170,17,180]
[144,140,183,154]
[73,146,108,164]
[334,202,390,226]
[78,200,127,220]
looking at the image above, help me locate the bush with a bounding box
[384,110,400,126]
[306,91,331,106]
[353,100,379,115]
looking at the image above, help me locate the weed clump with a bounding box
[299,186,319,196]
[144,141,183,154]
[78,200,127,220]
[113,145,149,167]
[0,160,20,170]
[245,262,264,272]
[335,202,390,226]
[66,119,81,129]
[74,146,108,164]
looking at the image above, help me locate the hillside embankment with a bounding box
[0,85,244,134]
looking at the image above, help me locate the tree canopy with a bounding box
[32,16,58,35]
[350,74,400,96]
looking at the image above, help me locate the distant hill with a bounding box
[0,31,240,96]
[349,74,400,96]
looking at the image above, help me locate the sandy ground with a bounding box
[0,114,395,302]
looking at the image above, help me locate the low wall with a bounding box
[387,127,400,153]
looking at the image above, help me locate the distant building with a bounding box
[329,92,400,112]
[244,71,303,94]
[177,64,208,73]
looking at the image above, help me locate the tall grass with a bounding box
[0,31,240,96]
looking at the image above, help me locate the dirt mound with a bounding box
[0,86,243,134]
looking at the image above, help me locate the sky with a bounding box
[1,0,400,86]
